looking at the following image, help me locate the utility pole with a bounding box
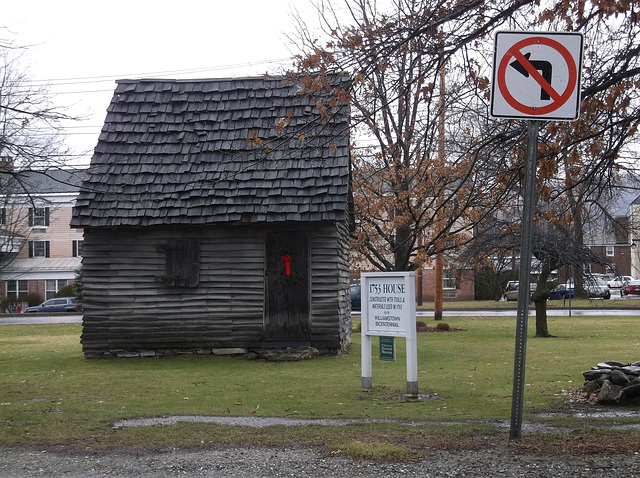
[434,37,446,321]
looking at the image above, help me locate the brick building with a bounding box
[0,169,85,308]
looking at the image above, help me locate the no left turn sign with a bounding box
[491,31,584,121]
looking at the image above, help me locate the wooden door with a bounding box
[264,231,310,343]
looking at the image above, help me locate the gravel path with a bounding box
[1,443,639,477]
[2,415,639,477]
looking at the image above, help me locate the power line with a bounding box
[22,58,295,88]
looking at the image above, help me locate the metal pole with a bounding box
[434,35,446,321]
[510,120,539,439]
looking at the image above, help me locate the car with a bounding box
[504,283,518,301]
[549,284,574,300]
[593,273,616,284]
[607,276,634,288]
[25,297,82,313]
[504,282,536,301]
[584,278,611,299]
[624,280,640,296]
[350,284,361,311]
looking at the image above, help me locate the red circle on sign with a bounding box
[497,36,577,116]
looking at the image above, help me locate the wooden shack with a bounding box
[71,77,353,358]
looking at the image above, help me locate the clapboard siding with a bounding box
[81,222,351,357]
[81,225,266,356]
[309,221,351,353]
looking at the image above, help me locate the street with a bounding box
[2,302,640,327]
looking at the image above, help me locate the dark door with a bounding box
[264,231,310,344]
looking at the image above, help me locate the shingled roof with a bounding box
[71,76,351,228]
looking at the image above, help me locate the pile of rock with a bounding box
[583,361,640,405]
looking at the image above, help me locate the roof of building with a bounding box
[71,76,352,228]
[1,257,82,280]
[9,169,87,195]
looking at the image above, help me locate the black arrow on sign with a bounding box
[510,52,553,101]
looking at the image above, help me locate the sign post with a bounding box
[491,31,583,439]
[360,272,417,395]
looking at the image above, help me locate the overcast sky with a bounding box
[3,0,312,164]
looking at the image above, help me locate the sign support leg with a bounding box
[510,120,539,439]
[361,333,372,390]
[406,331,418,396]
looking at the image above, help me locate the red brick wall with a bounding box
[416,268,475,303]
[589,245,631,276]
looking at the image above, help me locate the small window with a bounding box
[443,269,457,290]
[606,246,615,257]
[29,240,50,258]
[46,279,68,300]
[163,239,200,287]
[6,280,28,298]
[73,240,84,257]
[29,207,50,228]
[0,208,6,226]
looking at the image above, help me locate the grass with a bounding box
[1,315,639,458]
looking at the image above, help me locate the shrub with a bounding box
[25,293,43,306]
[0,296,19,313]
[435,322,451,332]
[56,285,76,298]
[0,293,42,313]
[73,267,83,302]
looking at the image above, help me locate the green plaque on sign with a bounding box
[379,336,396,361]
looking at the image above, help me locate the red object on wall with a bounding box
[280,255,292,276]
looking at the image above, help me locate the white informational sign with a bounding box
[365,276,412,336]
[491,31,583,121]
[360,272,417,395]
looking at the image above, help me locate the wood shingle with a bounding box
[71,76,351,229]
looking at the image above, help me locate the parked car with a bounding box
[350,284,361,311]
[607,276,634,288]
[593,273,616,284]
[549,283,574,300]
[504,280,518,292]
[584,278,611,299]
[624,280,640,296]
[25,297,82,313]
[504,282,537,301]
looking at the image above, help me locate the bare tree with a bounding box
[292,1,640,337]
[292,0,531,274]
[0,43,77,273]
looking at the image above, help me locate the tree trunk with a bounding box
[394,222,413,271]
[533,262,556,338]
[573,205,587,298]
[534,299,553,337]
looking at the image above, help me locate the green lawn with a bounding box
[1,315,639,453]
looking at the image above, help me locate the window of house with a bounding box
[443,269,457,290]
[45,279,68,300]
[606,246,615,257]
[163,239,200,287]
[73,240,84,257]
[444,239,457,251]
[29,207,50,227]
[29,240,50,258]
[6,280,28,298]
[0,208,6,226]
